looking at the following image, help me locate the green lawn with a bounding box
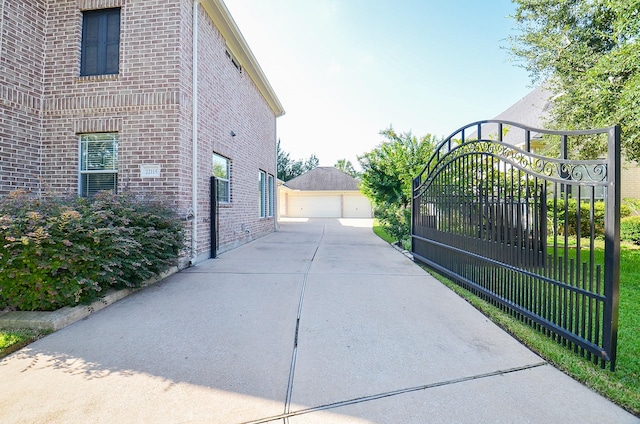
[373,219,396,244]
[0,328,48,359]
[373,219,412,250]
[373,227,640,417]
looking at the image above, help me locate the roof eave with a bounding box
[201,0,285,117]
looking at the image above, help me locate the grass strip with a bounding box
[372,219,396,244]
[0,329,49,359]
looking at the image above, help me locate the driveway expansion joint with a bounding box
[284,224,326,417]
[244,361,549,424]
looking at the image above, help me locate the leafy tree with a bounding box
[334,159,359,178]
[304,154,319,171]
[277,139,292,181]
[358,127,438,242]
[508,0,640,161]
[277,140,320,181]
[287,160,304,180]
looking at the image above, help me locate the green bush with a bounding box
[622,198,640,216]
[0,193,99,310]
[83,192,185,289]
[0,191,184,311]
[547,198,630,238]
[621,216,640,245]
[374,204,411,243]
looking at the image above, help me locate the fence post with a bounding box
[603,125,621,370]
[412,177,419,254]
[210,176,218,259]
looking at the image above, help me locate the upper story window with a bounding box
[81,8,121,76]
[212,153,231,203]
[79,133,118,197]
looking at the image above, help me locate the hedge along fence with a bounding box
[546,198,631,237]
[621,216,640,245]
[545,198,640,244]
[0,191,185,311]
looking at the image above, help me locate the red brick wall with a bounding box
[0,0,46,193]
[40,0,185,201]
[193,4,277,254]
[0,0,278,258]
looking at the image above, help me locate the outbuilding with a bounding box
[279,167,372,219]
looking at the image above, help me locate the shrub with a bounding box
[0,191,184,311]
[374,204,411,243]
[621,216,640,245]
[0,193,99,310]
[623,198,640,216]
[84,192,185,290]
[547,198,630,238]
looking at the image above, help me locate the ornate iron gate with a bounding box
[412,120,621,370]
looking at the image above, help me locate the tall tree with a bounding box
[358,127,438,242]
[304,154,319,171]
[334,159,358,178]
[276,139,291,181]
[277,140,320,181]
[508,0,640,161]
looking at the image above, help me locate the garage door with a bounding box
[343,195,372,218]
[287,195,341,218]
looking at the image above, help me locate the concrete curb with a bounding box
[0,267,179,331]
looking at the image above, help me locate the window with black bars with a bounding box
[81,8,121,76]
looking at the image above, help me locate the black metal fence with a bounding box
[411,120,621,370]
[210,176,219,259]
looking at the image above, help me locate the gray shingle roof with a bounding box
[467,85,554,147]
[494,85,553,127]
[284,167,360,191]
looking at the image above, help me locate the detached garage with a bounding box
[279,167,373,218]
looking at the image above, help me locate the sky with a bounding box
[223,0,535,168]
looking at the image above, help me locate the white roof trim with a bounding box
[201,0,285,117]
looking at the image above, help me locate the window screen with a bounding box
[79,133,118,196]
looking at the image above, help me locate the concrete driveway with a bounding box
[0,218,637,423]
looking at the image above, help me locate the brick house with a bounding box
[0,0,284,263]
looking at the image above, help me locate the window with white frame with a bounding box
[259,171,266,218]
[79,133,118,196]
[267,174,274,217]
[212,153,230,203]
